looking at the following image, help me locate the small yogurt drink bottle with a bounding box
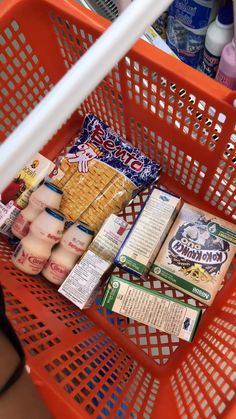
[12,208,65,275]
[42,222,94,285]
[12,182,63,239]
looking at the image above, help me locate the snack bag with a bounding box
[52,114,161,230]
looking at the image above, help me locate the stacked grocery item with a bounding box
[105,188,235,342]
[10,112,160,280]
[8,114,236,344]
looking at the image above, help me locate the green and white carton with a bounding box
[151,204,236,306]
[115,188,181,277]
[101,276,202,342]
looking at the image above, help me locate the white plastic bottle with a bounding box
[11,182,63,239]
[42,223,94,285]
[200,1,234,78]
[12,208,65,275]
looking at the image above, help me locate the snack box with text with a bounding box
[115,188,181,277]
[59,214,129,309]
[151,204,236,305]
[0,152,54,237]
[101,276,202,342]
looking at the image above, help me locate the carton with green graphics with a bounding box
[151,204,236,305]
[101,276,202,342]
[115,188,181,277]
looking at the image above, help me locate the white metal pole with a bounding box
[117,0,132,14]
[0,0,173,192]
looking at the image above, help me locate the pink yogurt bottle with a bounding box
[215,39,236,89]
[12,208,65,275]
[42,222,94,285]
[11,182,63,239]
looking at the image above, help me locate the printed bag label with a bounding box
[64,114,161,189]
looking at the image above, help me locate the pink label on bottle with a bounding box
[67,240,84,254]
[47,233,61,243]
[14,244,47,273]
[216,70,236,89]
[12,213,31,238]
[45,259,70,283]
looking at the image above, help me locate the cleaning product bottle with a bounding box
[215,38,236,89]
[166,0,218,68]
[200,1,234,78]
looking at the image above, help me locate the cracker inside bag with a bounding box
[52,114,161,230]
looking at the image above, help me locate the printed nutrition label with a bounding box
[89,215,128,263]
[102,277,201,341]
[123,189,179,260]
[111,282,193,338]
[59,250,109,308]
[121,286,186,335]
[90,230,121,263]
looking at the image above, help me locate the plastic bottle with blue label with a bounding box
[200,1,234,78]
[166,0,218,68]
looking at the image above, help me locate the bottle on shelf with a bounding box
[166,0,219,69]
[215,38,236,89]
[12,208,65,275]
[11,182,63,239]
[42,222,94,285]
[200,1,234,78]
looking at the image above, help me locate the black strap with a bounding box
[0,285,26,396]
[0,357,25,397]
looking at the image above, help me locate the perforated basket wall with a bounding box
[0,0,236,418]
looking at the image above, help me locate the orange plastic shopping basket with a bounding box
[0,0,235,418]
